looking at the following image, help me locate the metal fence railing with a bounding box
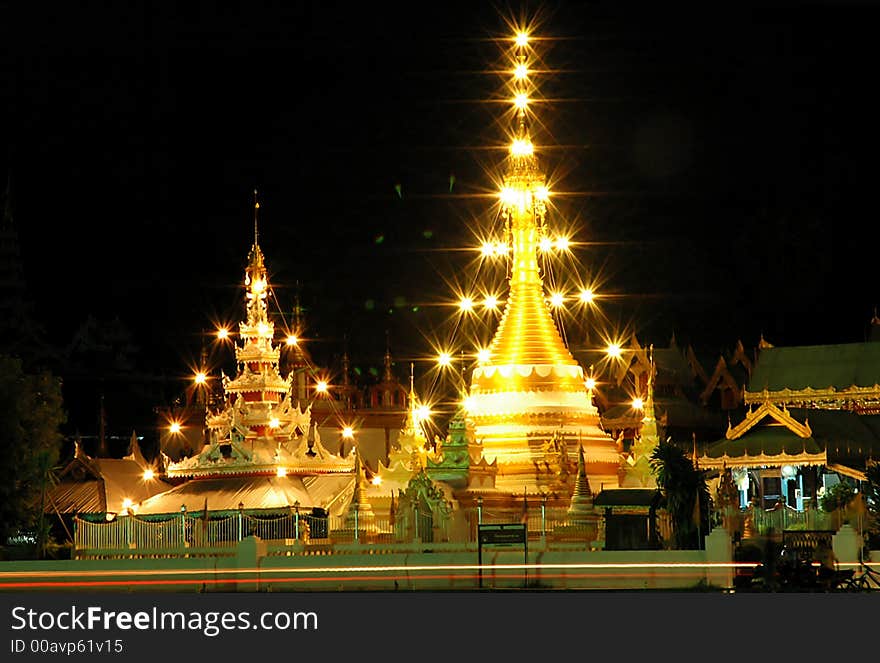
[74,506,592,556]
[72,503,847,558]
[752,507,836,535]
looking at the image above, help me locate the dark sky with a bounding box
[6,1,880,430]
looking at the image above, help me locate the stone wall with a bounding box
[0,528,736,592]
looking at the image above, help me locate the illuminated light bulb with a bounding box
[549,292,565,308]
[500,187,518,206]
[437,352,453,367]
[510,138,533,156]
[217,328,229,340]
[286,334,298,346]
[258,322,269,336]
[415,405,431,423]
[252,279,265,294]
[269,417,280,429]
[476,348,491,364]
[315,381,329,394]
[276,467,287,478]
[481,242,496,257]
[515,32,529,47]
[142,469,155,481]
[632,398,644,410]
[194,372,207,385]
[371,475,383,486]
[169,422,182,434]
[463,396,476,411]
[534,186,549,201]
[341,426,355,440]
[555,236,571,251]
[513,93,529,110]
[458,297,474,312]
[585,377,597,390]
[495,242,509,255]
[514,63,528,79]
[579,288,595,304]
[539,237,554,252]
[606,343,622,359]
[483,295,498,310]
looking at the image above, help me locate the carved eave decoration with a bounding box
[726,400,811,440]
[744,384,880,407]
[699,451,826,471]
[288,428,354,473]
[701,404,827,470]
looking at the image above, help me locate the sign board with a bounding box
[478,523,527,546]
[477,524,528,589]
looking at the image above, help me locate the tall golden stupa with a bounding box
[464,30,620,496]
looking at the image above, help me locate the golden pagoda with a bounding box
[464,30,620,497]
[162,196,353,483]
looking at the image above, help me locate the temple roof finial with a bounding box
[253,188,260,248]
[383,330,394,382]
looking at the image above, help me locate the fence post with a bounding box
[294,501,300,540]
[354,505,359,543]
[478,496,483,524]
[238,502,244,542]
[541,495,547,544]
[180,505,187,548]
[414,504,419,542]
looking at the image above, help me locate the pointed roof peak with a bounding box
[253,188,260,247]
[758,332,774,349]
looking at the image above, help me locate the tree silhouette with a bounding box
[650,440,710,549]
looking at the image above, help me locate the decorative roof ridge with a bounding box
[726,399,811,440]
[744,383,880,402]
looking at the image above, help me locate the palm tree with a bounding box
[650,440,710,549]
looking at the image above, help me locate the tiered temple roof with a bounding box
[147,208,357,514]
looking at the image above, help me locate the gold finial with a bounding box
[253,188,260,246]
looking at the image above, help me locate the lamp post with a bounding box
[354,505,359,543]
[477,496,483,525]
[294,501,300,540]
[238,502,244,541]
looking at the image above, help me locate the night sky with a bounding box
[5,1,880,433]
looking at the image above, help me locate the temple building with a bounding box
[137,215,357,517]
[701,332,880,514]
[462,34,620,500]
[48,433,170,520]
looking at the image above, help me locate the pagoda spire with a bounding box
[253,188,260,247]
[383,330,394,383]
[345,451,375,528]
[463,25,620,496]
[567,444,594,523]
[481,30,575,368]
[643,345,657,424]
